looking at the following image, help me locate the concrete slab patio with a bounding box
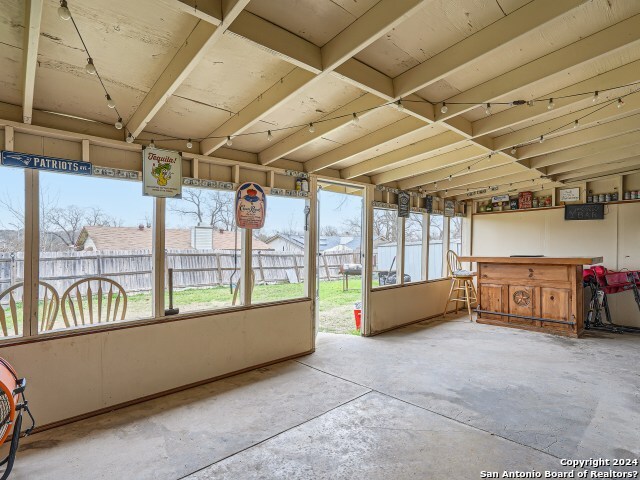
[8,316,640,479]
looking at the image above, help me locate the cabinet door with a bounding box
[508,285,536,326]
[480,284,505,320]
[540,287,572,332]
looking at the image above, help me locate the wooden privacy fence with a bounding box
[0,250,360,299]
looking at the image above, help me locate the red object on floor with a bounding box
[354,309,361,330]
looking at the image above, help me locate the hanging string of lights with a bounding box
[55,0,639,191]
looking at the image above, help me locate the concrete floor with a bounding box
[7,316,640,479]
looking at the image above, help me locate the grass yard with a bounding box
[1,279,370,338]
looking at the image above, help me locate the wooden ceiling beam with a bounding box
[472,59,640,137]
[393,0,585,99]
[437,14,640,121]
[21,0,44,125]
[444,169,545,198]
[528,131,640,169]
[127,0,250,138]
[340,131,465,179]
[373,144,487,186]
[200,0,426,155]
[490,94,640,152]
[454,177,559,201]
[545,144,640,176]
[420,163,531,192]
[258,94,386,165]
[304,117,429,173]
[554,157,640,182]
[517,114,640,161]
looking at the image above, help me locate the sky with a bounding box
[0,166,365,236]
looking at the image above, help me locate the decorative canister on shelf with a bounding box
[632,191,638,200]
[611,192,618,201]
[598,194,606,203]
[509,198,519,210]
[587,195,593,203]
[605,193,611,202]
[532,197,539,208]
[624,191,630,200]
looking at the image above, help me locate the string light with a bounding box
[539,135,545,143]
[574,119,579,129]
[485,103,492,116]
[351,113,359,125]
[434,182,438,188]
[226,136,233,147]
[85,58,97,75]
[448,175,452,181]
[308,122,315,133]
[440,102,448,114]
[58,0,71,20]
[186,139,193,149]
[511,147,517,154]
[149,139,156,148]
[106,94,115,109]
[267,130,273,141]
[617,98,624,108]
[547,98,555,110]
[396,99,404,111]
[114,117,123,130]
[592,91,599,103]
[126,133,134,143]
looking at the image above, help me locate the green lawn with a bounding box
[1,278,371,338]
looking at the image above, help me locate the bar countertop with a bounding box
[458,256,603,265]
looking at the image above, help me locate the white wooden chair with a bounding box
[0,282,60,336]
[61,277,127,328]
[442,250,478,319]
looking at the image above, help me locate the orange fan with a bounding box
[0,358,35,479]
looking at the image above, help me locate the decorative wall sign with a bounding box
[93,166,139,180]
[444,200,455,217]
[182,178,234,190]
[1,150,92,175]
[559,187,580,203]
[284,169,308,179]
[491,194,510,203]
[143,147,182,198]
[372,201,396,210]
[425,195,433,213]
[398,191,410,218]
[236,183,267,229]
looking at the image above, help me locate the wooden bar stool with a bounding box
[442,250,478,320]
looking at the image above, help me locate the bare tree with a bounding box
[170,189,235,230]
[320,225,339,236]
[429,215,444,241]
[46,206,119,248]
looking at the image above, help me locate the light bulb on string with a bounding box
[149,139,155,149]
[85,58,97,75]
[539,135,545,143]
[434,182,438,189]
[573,119,579,129]
[396,99,404,111]
[114,117,123,130]
[511,147,517,155]
[308,123,315,133]
[592,91,599,103]
[267,130,273,141]
[547,98,555,110]
[186,139,193,149]
[617,98,624,108]
[106,94,115,109]
[58,0,71,20]
[226,136,233,147]
[351,113,359,125]
[448,175,452,181]
[126,133,134,144]
[484,103,491,116]
[440,102,448,114]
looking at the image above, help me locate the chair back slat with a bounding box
[0,282,59,335]
[61,278,127,328]
[446,250,462,277]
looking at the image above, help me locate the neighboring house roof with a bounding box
[76,226,271,251]
[266,233,363,253]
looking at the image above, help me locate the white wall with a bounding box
[472,203,640,327]
[2,300,313,427]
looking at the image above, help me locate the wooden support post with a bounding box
[152,198,166,317]
[240,228,252,306]
[5,126,14,150]
[23,169,39,336]
[257,251,265,283]
[362,184,374,336]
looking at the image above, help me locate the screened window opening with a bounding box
[404,212,426,283]
[165,187,242,314]
[251,196,307,304]
[373,208,399,287]
[428,214,445,280]
[0,167,26,338]
[38,172,154,332]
